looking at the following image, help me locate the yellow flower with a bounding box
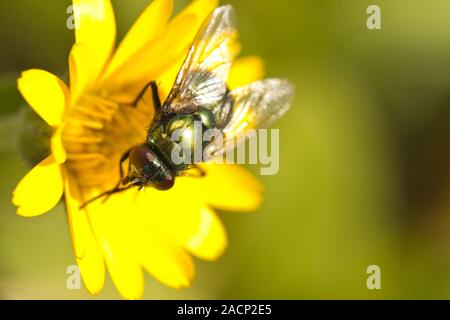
[12,0,264,299]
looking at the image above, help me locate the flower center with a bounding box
[62,94,153,194]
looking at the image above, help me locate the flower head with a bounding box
[12,0,264,299]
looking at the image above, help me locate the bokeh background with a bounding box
[1,0,450,299]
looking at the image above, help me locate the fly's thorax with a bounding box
[147,122,183,170]
[149,109,216,167]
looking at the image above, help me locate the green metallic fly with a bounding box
[81,5,294,208]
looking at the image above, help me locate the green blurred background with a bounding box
[1,0,450,299]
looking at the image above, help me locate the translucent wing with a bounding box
[225,79,294,131]
[163,5,238,115]
[204,79,295,161]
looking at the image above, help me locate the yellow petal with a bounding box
[102,0,173,82]
[102,243,144,300]
[184,207,227,261]
[87,190,144,299]
[51,123,67,163]
[136,186,203,244]
[17,70,69,127]
[78,243,105,295]
[134,188,196,288]
[65,177,105,294]
[138,186,226,262]
[72,0,115,84]
[104,0,218,95]
[103,13,197,95]
[184,164,264,212]
[228,56,265,89]
[12,156,64,217]
[69,42,91,106]
[174,0,218,22]
[140,225,195,289]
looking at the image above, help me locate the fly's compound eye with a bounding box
[127,145,175,190]
[128,145,156,175]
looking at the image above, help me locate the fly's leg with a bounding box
[79,185,133,210]
[118,148,132,184]
[121,81,162,113]
[194,165,207,177]
[177,165,207,178]
[79,148,133,209]
[100,148,133,203]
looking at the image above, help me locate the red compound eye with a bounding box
[129,145,156,174]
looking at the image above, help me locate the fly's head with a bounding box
[124,145,175,191]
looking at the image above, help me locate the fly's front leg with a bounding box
[117,148,132,186]
[194,165,207,177]
[101,148,133,202]
[80,148,134,209]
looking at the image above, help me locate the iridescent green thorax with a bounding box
[146,108,216,171]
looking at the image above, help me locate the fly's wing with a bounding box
[163,5,238,115]
[204,79,295,161]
